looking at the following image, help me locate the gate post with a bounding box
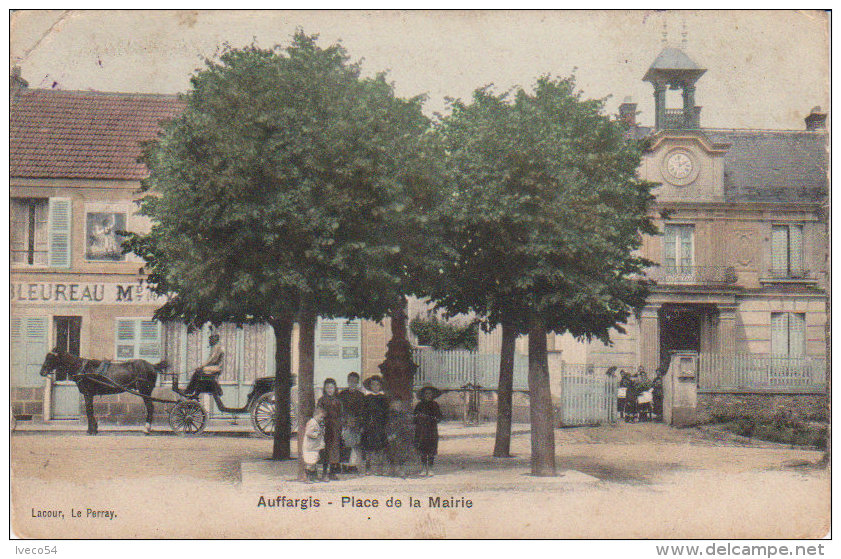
[663,351,699,427]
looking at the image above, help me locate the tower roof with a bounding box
[643,47,706,84]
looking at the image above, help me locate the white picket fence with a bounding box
[559,373,619,426]
[698,353,827,390]
[412,348,620,425]
[411,347,529,390]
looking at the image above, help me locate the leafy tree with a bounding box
[432,77,657,475]
[129,32,431,467]
[410,315,479,350]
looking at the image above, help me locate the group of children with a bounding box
[302,372,443,482]
[613,366,665,422]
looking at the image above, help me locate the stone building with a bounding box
[553,47,829,420]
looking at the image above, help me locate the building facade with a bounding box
[554,47,828,418]
[10,46,829,423]
[9,84,393,423]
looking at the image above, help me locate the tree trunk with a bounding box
[528,319,556,476]
[379,297,416,404]
[296,309,317,480]
[269,317,294,460]
[493,321,517,457]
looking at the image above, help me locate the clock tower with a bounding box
[640,47,729,202]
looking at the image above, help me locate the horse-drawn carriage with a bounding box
[38,348,293,437]
[163,370,283,436]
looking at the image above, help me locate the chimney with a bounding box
[805,106,827,131]
[619,96,637,127]
[9,66,28,101]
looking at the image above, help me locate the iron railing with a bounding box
[646,265,738,285]
[662,108,700,130]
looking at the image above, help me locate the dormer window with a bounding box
[771,224,804,278]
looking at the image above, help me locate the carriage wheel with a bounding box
[250,392,297,438]
[169,400,207,435]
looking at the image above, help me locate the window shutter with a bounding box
[770,313,788,356]
[788,313,806,357]
[11,317,24,371]
[771,226,788,275]
[16,317,48,387]
[789,225,804,277]
[342,321,360,342]
[679,226,693,270]
[138,320,161,360]
[320,321,338,342]
[116,319,137,359]
[48,197,72,268]
[10,200,27,263]
[663,226,677,269]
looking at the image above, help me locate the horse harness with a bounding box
[70,359,114,383]
[68,358,151,395]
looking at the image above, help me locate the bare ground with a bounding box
[10,422,830,539]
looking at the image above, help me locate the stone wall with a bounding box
[11,387,44,418]
[697,391,828,423]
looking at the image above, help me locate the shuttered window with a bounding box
[314,317,362,386]
[48,197,72,268]
[11,316,49,387]
[771,224,804,278]
[342,321,360,341]
[319,322,338,341]
[115,318,162,361]
[663,224,694,272]
[771,312,806,357]
[10,198,49,266]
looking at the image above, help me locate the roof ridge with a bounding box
[703,127,827,134]
[18,88,182,101]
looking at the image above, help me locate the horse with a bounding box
[39,347,168,435]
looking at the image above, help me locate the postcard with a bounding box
[9,10,830,543]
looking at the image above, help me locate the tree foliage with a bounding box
[130,32,432,326]
[126,32,435,461]
[409,315,479,350]
[430,76,657,341]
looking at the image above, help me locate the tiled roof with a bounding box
[10,88,184,181]
[705,129,829,204]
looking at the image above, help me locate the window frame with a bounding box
[10,197,49,268]
[662,223,695,273]
[114,317,163,362]
[770,312,807,358]
[770,223,805,278]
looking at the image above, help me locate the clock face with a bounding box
[667,152,693,179]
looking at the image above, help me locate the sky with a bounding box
[9,10,830,130]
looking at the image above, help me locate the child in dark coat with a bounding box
[413,385,443,477]
[361,375,389,475]
[316,378,343,480]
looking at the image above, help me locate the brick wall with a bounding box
[697,391,828,422]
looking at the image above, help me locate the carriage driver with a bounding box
[184,331,224,396]
[200,333,224,376]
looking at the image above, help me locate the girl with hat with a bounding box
[361,375,388,475]
[413,385,443,477]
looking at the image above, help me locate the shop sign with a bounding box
[10,281,166,305]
